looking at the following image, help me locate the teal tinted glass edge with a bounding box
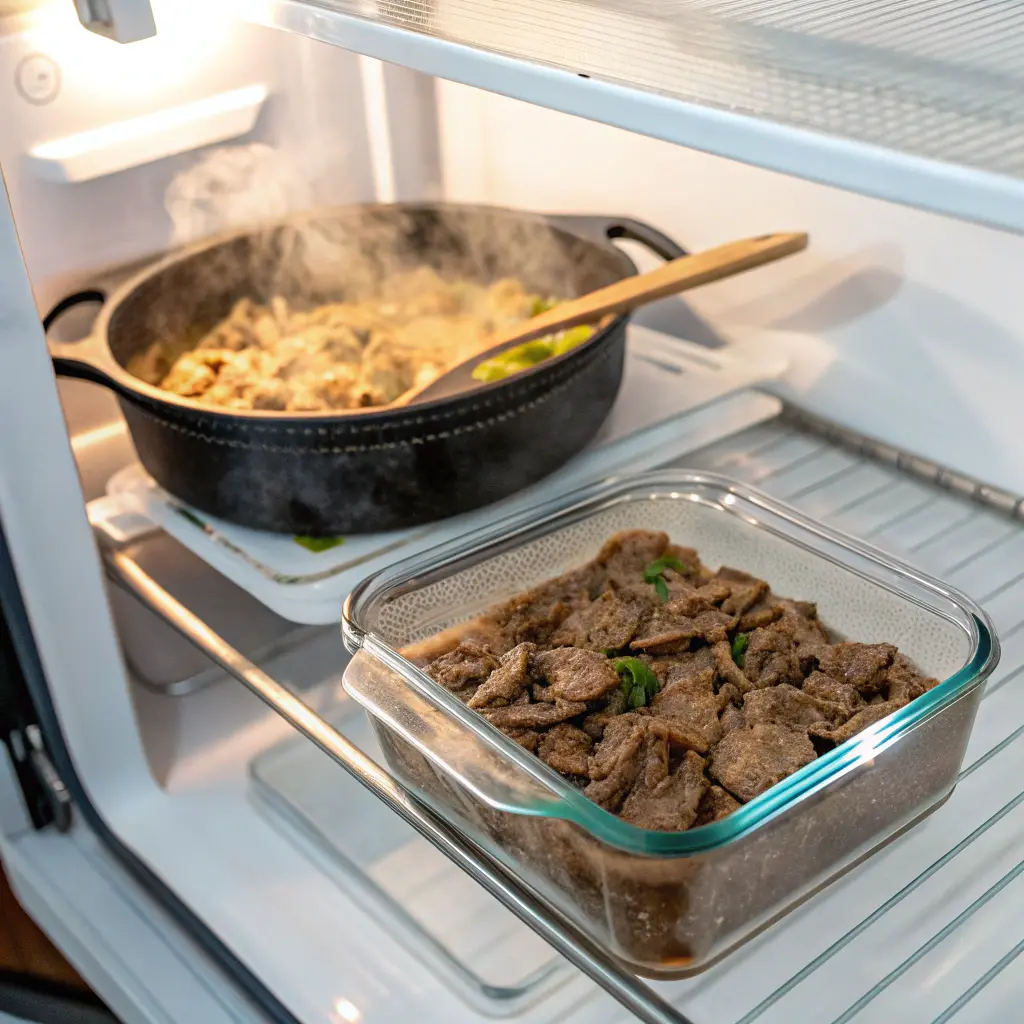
[361,617,995,857]
[343,471,1001,858]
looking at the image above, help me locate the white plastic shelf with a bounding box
[555,419,1024,1024]
[239,0,1024,233]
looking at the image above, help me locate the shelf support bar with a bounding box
[102,545,694,1024]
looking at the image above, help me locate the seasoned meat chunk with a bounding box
[886,653,938,704]
[712,640,750,693]
[720,702,746,735]
[426,641,499,698]
[482,699,587,730]
[488,565,603,649]
[581,687,629,740]
[777,599,831,648]
[742,625,804,690]
[620,742,708,832]
[504,728,540,752]
[737,599,785,632]
[742,683,847,731]
[650,666,722,753]
[714,567,770,617]
[802,671,864,714]
[631,604,733,651]
[584,716,647,811]
[588,714,644,779]
[809,699,906,749]
[694,784,742,826]
[709,724,816,802]
[595,530,670,588]
[717,682,742,709]
[533,647,622,701]
[648,646,716,686]
[813,642,897,695]
[551,588,646,651]
[489,593,574,649]
[467,642,535,708]
[538,724,594,776]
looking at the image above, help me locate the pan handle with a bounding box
[43,290,122,389]
[545,214,687,261]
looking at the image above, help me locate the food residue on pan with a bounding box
[129,268,595,412]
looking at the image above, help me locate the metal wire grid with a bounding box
[321,0,1024,180]
[108,408,1024,1023]
[620,420,1024,1023]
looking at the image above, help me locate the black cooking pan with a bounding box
[46,203,685,535]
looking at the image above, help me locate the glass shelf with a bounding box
[238,0,1024,233]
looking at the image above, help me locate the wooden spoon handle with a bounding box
[485,231,808,355]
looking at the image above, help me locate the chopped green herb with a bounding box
[294,535,346,553]
[731,632,750,666]
[176,508,206,529]
[643,554,689,602]
[531,295,560,316]
[628,685,648,709]
[613,657,660,707]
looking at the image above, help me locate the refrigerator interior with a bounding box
[2,2,1024,1022]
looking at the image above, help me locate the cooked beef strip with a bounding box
[631,605,734,651]
[588,713,646,780]
[812,642,897,695]
[802,671,865,714]
[808,699,907,749]
[584,716,648,811]
[620,740,709,832]
[777,599,831,647]
[483,699,587,729]
[427,641,500,699]
[488,564,604,649]
[581,687,629,740]
[467,642,535,709]
[595,530,671,588]
[649,666,722,753]
[715,567,770,618]
[742,683,848,731]
[886,653,938,704]
[709,723,817,802]
[648,646,716,685]
[719,703,746,735]
[504,728,541,752]
[694,784,742,826]
[551,588,646,651]
[538,724,594,776]
[742,624,805,689]
[712,640,750,693]
[717,682,743,710]
[534,647,622,701]
[737,599,785,632]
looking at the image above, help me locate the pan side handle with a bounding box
[43,290,122,389]
[544,214,687,262]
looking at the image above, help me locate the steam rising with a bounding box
[165,143,310,247]
[118,162,630,390]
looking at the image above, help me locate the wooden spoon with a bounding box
[394,231,808,407]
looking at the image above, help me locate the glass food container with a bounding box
[342,472,998,976]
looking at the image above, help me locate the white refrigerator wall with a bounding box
[437,82,1024,497]
[1,1,377,291]
[0,3,393,492]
